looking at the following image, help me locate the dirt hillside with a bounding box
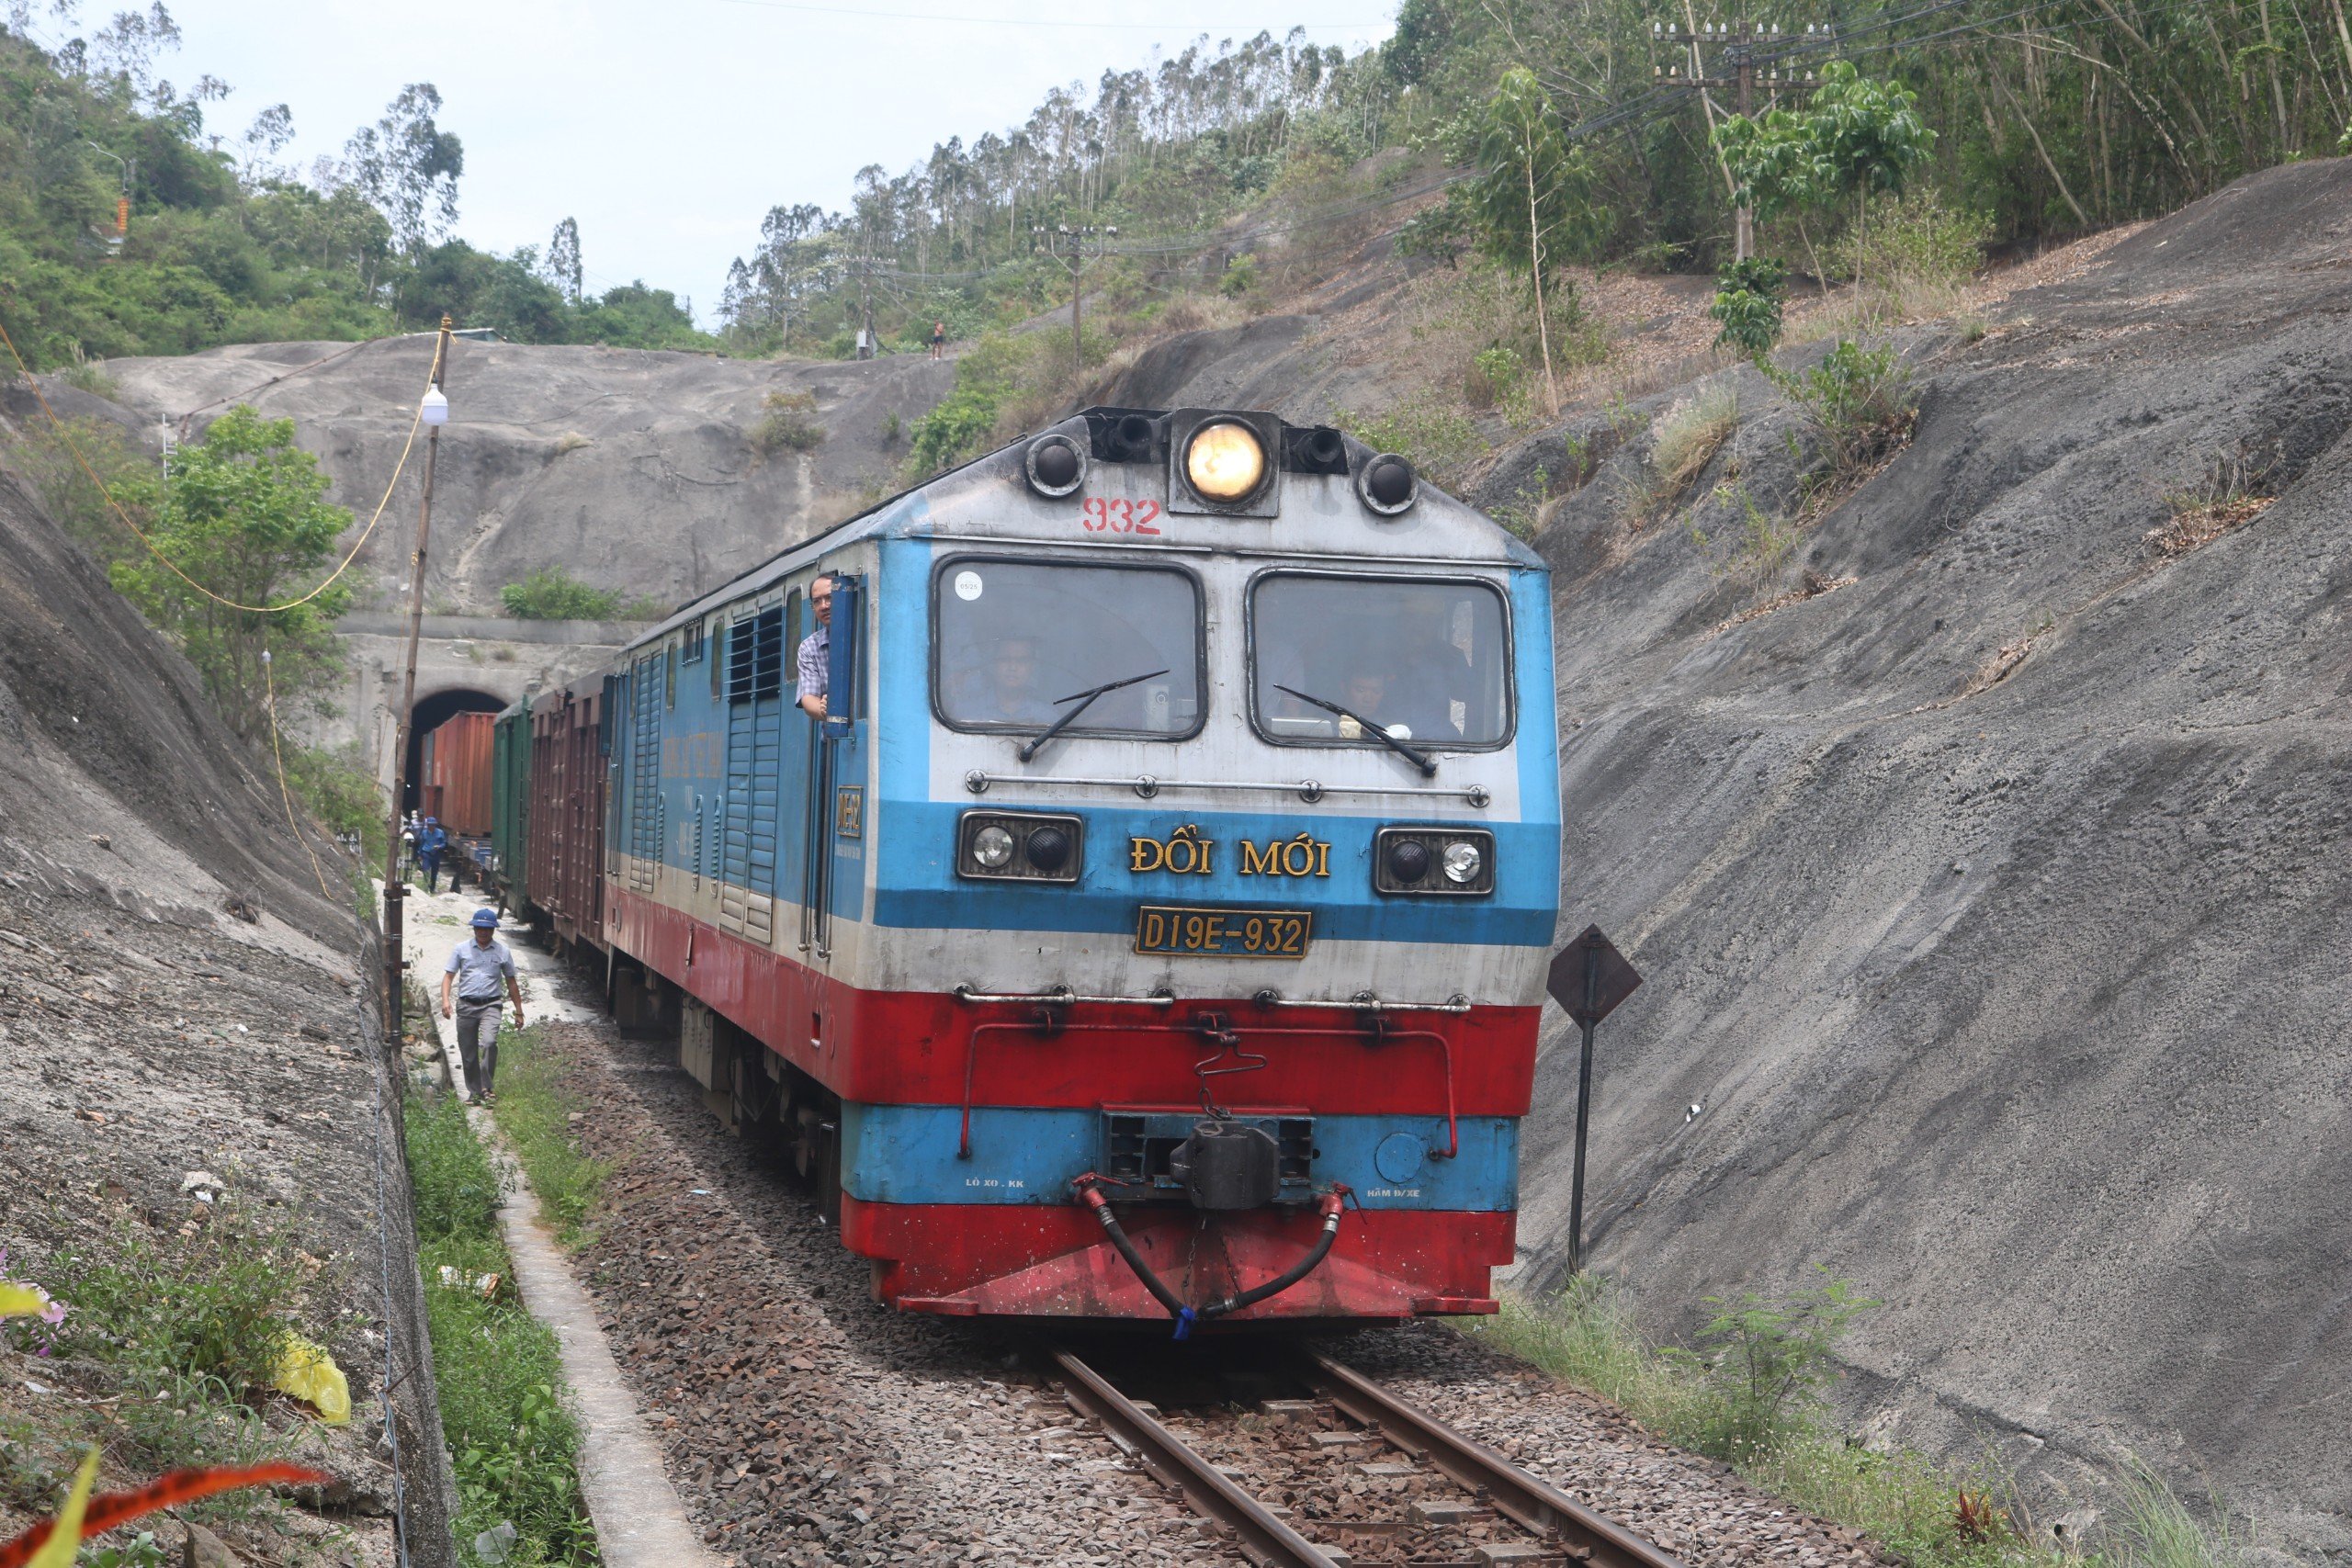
[1110,162,2352,1559]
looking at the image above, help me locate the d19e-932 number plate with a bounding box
[1136,905,1312,958]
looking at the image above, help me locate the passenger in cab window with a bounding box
[796,572,834,719]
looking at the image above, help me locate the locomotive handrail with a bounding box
[1256,991,1474,1014]
[962,769,1494,807]
[953,984,1178,1006]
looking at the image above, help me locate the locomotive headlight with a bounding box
[1183,422,1267,502]
[972,825,1016,869]
[1441,840,1484,885]
[957,810,1084,883]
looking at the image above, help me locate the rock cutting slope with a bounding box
[1113,162,2352,1557]
[0,460,459,1562]
[90,339,954,615]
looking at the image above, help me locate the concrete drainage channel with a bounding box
[397,886,721,1568]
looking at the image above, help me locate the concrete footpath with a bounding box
[400,886,725,1568]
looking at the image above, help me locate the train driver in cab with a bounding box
[954,635,1057,726]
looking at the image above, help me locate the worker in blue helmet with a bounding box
[442,907,524,1102]
[416,816,449,892]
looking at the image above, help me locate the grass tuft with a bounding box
[1467,1278,2255,1568]
[487,1026,610,1247]
[2148,454,2271,558]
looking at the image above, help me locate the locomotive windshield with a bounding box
[1250,573,1511,749]
[933,558,1204,739]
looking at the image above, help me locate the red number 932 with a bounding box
[1080,497,1162,536]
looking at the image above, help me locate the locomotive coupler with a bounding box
[1169,1118,1282,1210]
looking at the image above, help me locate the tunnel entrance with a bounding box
[402,686,506,816]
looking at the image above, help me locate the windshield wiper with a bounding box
[1016,667,1170,761]
[1273,683,1438,776]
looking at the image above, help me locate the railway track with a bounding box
[1048,1341,1688,1568]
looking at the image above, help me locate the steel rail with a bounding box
[1295,1348,1690,1568]
[1048,1348,1339,1567]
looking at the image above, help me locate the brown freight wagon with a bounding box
[421,711,496,837]
[526,684,606,952]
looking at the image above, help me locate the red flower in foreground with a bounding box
[0,1462,331,1568]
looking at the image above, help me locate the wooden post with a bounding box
[382,314,455,1039]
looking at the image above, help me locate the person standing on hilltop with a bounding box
[442,908,525,1103]
[796,571,836,720]
[930,320,946,360]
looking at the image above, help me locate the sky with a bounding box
[117,0,1398,324]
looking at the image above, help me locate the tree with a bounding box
[108,405,352,742]
[1713,106,1830,291]
[545,215,582,305]
[1467,67,1605,416]
[343,83,463,263]
[1803,62,1935,282]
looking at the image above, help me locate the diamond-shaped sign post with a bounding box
[1546,927,1644,1273]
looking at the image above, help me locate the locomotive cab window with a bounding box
[933,558,1204,739]
[1250,572,1512,749]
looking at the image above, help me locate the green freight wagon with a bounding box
[491,700,532,914]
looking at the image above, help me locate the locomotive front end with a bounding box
[842,405,1560,1325]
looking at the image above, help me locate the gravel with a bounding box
[531,1006,1224,1566]
[525,976,1892,1568]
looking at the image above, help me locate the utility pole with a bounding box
[83,141,134,250]
[839,254,886,359]
[1034,223,1116,382]
[382,315,455,1041]
[1654,18,1825,261]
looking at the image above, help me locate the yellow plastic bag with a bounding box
[272,1336,352,1427]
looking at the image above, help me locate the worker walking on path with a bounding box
[416,817,448,892]
[442,907,526,1103]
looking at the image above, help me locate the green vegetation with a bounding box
[284,740,387,864]
[486,1027,611,1247]
[1772,337,1917,477]
[0,21,709,368]
[905,325,1114,476]
[751,388,826,455]
[500,567,663,623]
[5,1214,309,1479]
[1334,398,1489,491]
[717,1,2352,386]
[1471,1276,2256,1568]
[107,404,351,741]
[1710,256,1789,359]
[406,1086,598,1566]
[3,401,356,744]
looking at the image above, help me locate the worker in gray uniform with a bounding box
[441,907,526,1103]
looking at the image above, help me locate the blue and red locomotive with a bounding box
[493,405,1561,1325]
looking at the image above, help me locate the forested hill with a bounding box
[704,1,2352,478]
[0,15,708,368]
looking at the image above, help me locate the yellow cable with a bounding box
[0,316,441,615]
[263,648,336,903]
